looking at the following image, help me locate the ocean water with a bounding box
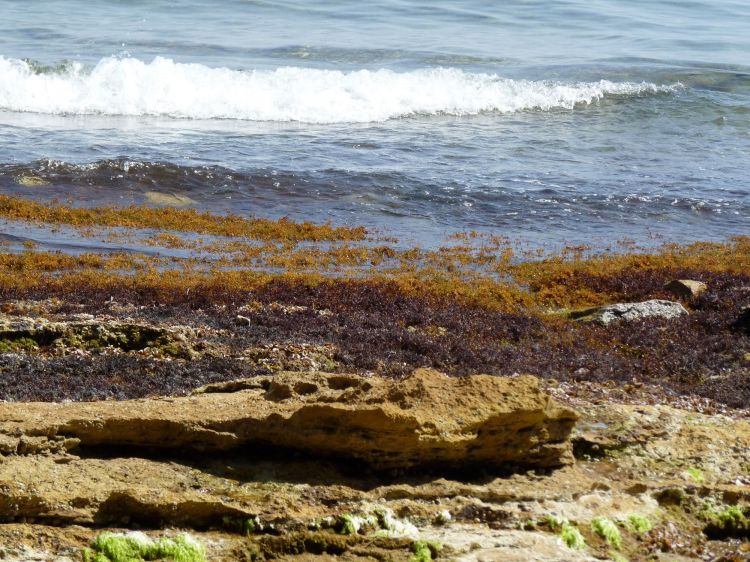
[0,0,748,248]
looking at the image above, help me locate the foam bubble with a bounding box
[0,55,681,123]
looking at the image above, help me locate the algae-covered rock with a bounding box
[0,369,578,471]
[0,313,200,357]
[570,299,688,325]
[702,505,750,539]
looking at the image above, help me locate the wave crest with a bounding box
[0,56,680,123]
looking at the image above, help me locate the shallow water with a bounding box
[0,0,748,247]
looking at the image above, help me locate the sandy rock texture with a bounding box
[0,387,749,561]
[0,369,577,471]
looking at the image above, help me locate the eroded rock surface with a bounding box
[0,386,748,561]
[0,369,577,471]
[0,312,201,358]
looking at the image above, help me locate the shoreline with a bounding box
[0,195,748,560]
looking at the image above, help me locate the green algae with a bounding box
[372,507,417,536]
[83,532,205,562]
[62,325,167,351]
[625,514,652,535]
[410,540,441,562]
[336,514,357,535]
[0,336,39,353]
[685,467,705,484]
[591,517,622,549]
[543,516,586,550]
[702,504,750,539]
[542,515,564,530]
[560,524,586,550]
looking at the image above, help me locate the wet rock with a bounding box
[0,369,578,471]
[570,299,688,325]
[664,279,707,300]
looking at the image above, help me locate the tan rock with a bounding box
[0,369,577,471]
[664,279,707,299]
[0,390,748,560]
[420,525,598,562]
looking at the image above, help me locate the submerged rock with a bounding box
[15,174,50,187]
[570,299,688,326]
[0,369,577,471]
[144,191,196,207]
[664,279,707,300]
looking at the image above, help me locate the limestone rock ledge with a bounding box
[0,369,577,470]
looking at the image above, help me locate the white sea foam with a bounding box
[0,56,680,123]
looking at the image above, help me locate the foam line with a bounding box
[0,56,680,123]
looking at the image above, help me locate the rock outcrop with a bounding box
[570,299,688,325]
[0,313,199,358]
[0,369,577,471]
[1,385,748,561]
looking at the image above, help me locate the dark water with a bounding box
[0,0,748,247]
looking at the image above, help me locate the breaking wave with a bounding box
[0,56,681,123]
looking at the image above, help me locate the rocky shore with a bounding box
[0,197,748,560]
[0,361,748,561]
